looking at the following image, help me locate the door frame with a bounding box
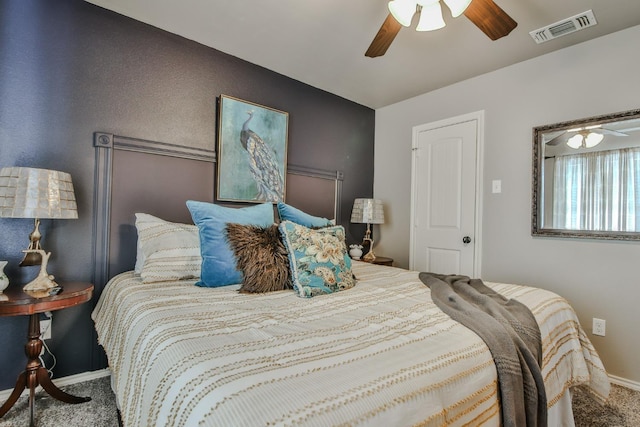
[409,110,485,277]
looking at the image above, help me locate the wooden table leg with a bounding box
[0,371,27,417]
[0,314,91,426]
[37,367,90,404]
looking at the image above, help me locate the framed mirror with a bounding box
[532,108,640,240]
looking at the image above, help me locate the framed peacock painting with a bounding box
[217,95,289,203]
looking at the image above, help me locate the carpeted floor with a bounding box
[0,376,119,427]
[572,384,640,427]
[0,376,638,426]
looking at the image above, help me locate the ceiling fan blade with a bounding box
[546,131,569,146]
[463,0,517,41]
[594,128,628,137]
[365,13,403,58]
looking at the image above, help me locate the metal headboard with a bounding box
[91,132,343,292]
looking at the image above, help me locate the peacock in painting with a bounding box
[240,111,284,202]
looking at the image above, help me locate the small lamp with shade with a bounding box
[350,198,385,262]
[0,167,78,293]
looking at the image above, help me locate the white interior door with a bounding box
[410,113,482,277]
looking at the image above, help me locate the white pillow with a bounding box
[134,213,201,283]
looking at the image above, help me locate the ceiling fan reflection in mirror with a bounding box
[545,125,628,149]
[366,0,518,58]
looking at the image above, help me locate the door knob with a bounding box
[462,236,471,244]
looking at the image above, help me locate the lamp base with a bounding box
[362,236,377,261]
[22,249,58,293]
[20,251,42,267]
[19,218,43,267]
[23,275,58,293]
[362,250,376,262]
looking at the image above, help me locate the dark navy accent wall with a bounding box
[0,0,374,389]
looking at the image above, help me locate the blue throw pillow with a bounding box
[277,202,333,228]
[278,221,356,298]
[186,200,274,287]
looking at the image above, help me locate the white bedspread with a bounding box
[92,262,609,426]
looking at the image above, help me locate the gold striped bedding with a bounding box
[92,261,609,426]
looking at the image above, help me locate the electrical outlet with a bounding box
[40,319,52,340]
[592,318,606,337]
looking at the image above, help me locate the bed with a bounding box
[90,132,609,426]
[93,262,609,426]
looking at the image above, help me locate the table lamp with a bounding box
[0,167,78,291]
[350,198,385,261]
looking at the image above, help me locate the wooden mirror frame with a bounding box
[532,108,640,240]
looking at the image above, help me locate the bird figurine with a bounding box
[240,111,284,202]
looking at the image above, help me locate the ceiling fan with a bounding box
[365,0,518,58]
[545,125,629,149]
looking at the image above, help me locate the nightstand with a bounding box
[361,256,393,266]
[0,282,94,426]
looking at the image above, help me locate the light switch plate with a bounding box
[492,180,502,194]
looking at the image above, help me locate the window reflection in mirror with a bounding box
[532,109,640,240]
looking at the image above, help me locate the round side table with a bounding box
[0,282,94,427]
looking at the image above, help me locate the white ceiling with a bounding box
[84,0,640,109]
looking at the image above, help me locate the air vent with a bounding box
[530,10,597,44]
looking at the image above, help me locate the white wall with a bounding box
[375,25,640,384]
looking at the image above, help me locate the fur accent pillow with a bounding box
[187,200,274,287]
[226,223,292,293]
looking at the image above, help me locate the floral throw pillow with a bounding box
[278,221,356,298]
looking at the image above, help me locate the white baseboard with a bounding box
[609,374,640,392]
[0,368,111,402]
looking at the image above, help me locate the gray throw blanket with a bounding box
[419,273,547,427]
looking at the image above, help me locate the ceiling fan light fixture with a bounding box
[388,0,418,27]
[585,132,604,148]
[566,131,604,149]
[416,1,446,31]
[442,0,472,18]
[369,0,518,58]
[567,134,583,149]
